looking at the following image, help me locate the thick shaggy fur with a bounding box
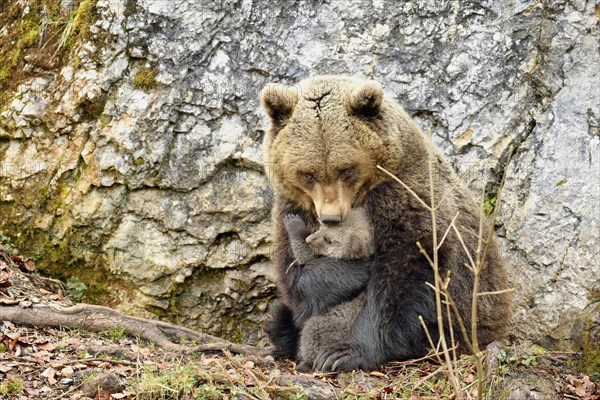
[281,209,374,369]
[278,213,372,328]
[261,76,511,371]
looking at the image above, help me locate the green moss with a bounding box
[124,0,138,17]
[582,311,600,378]
[65,0,99,49]
[0,169,131,307]
[531,345,546,357]
[0,0,100,109]
[133,67,158,91]
[555,179,567,187]
[103,327,127,342]
[0,376,23,396]
[483,195,497,217]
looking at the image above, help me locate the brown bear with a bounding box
[283,208,374,370]
[286,207,374,264]
[261,75,511,372]
[279,210,373,331]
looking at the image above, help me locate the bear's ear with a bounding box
[261,84,299,123]
[349,81,383,118]
[348,234,365,258]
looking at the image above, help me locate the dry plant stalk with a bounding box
[377,143,512,399]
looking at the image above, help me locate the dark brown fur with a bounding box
[261,76,511,371]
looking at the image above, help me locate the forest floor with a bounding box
[0,244,598,400]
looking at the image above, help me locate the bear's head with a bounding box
[305,207,374,260]
[261,76,405,223]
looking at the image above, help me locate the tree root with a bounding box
[0,302,266,356]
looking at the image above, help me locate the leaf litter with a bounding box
[0,243,598,399]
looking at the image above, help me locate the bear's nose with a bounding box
[320,214,342,224]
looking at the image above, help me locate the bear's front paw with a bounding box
[283,214,311,239]
[314,343,371,372]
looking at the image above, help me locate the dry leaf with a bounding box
[0,364,14,373]
[370,371,386,377]
[38,341,56,351]
[0,270,12,287]
[42,367,57,385]
[22,259,36,272]
[567,374,597,398]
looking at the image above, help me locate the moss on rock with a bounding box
[0,0,100,108]
[133,67,157,91]
[582,303,600,378]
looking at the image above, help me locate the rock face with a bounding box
[0,0,598,348]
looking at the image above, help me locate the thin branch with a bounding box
[388,347,458,367]
[413,365,446,391]
[377,165,431,211]
[417,241,434,268]
[438,212,460,250]
[418,315,444,365]
[477,288,515,297]
[451,223,477,272]
[427,143,462,399]
[62,358,138,366]
[434,177,463,211]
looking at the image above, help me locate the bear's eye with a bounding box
[339,168,354,181]
[302,172,316,184]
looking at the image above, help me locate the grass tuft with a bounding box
[133,67,158,91]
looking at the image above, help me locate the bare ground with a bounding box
[1,244,597,399]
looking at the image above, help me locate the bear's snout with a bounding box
[320,214,342,224]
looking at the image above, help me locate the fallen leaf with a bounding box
[41,367,57,385]
[0,270,12,287]
[38,341,56,351]
[370,371,386,377]
[0,364,14,373]
[2,333,19,352]
[24,387,39,396]
[566,373,596,398]
[19,299,33,308]
[22,259,35,272]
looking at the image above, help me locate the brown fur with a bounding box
[306,207,374,260]
[262,76,511,371]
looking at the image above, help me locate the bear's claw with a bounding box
[314,344,365,372]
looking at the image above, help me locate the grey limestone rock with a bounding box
[0,0,597,347]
